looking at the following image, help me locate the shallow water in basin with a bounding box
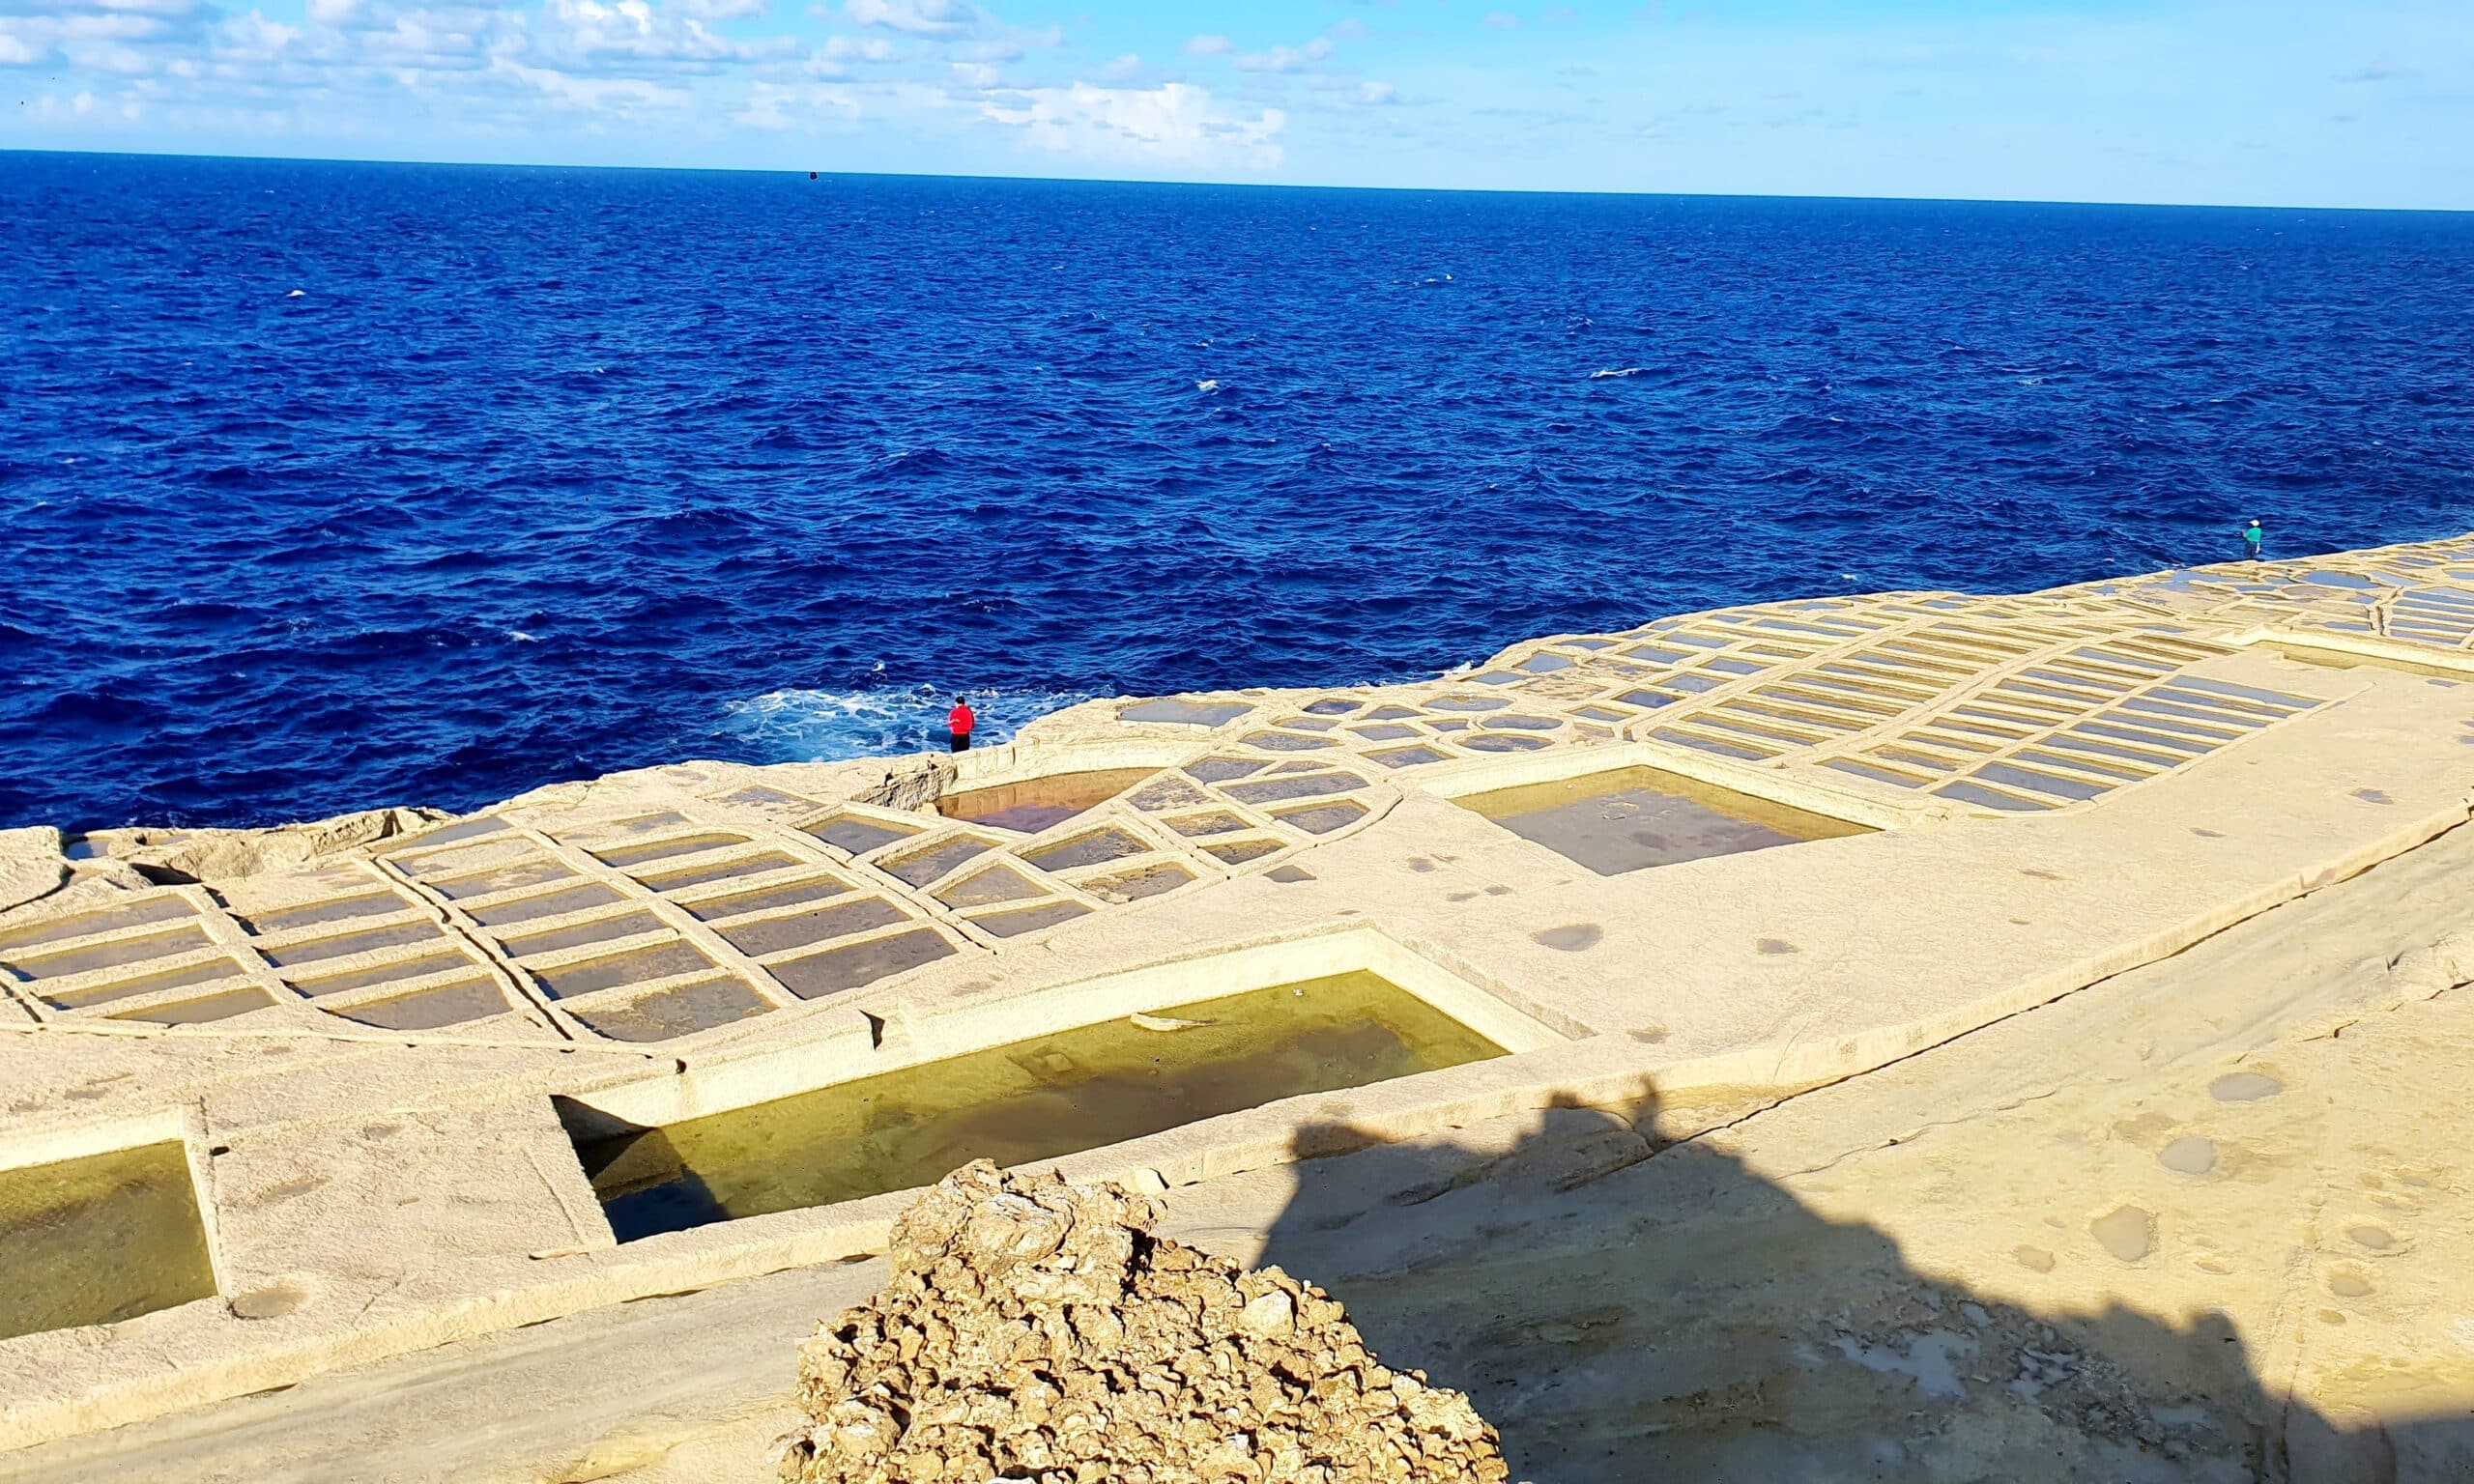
[1457,765,1870,874]
[0,1141,216,1342]
[936,768,1160,835]
[571,970,1505,1240]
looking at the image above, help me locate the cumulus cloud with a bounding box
[529,0,796,71]
[806,30,893,71]
[843,0,976,36]
[734,76,857,127]
[978,80,1282,168]
[1355,79,1395,105]
[1183,33,1230,57]
[1233,37,1330,73]
[0,0,216,71]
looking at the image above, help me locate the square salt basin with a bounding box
[0,1141,217,1343]
[1453,765,1871,875]
[562,970,1505,1241]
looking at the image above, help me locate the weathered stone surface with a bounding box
[776,1161,1509,1484]
[71,807,447,882]
[857,757,953,813]
[0,826,68,913]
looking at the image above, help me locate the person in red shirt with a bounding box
[946,695,975,753]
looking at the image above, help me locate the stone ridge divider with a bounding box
[366,844,583,1042]
[510,820,806,1021]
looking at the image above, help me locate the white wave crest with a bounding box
[1195,379,1221,393]
[719,683,1098,762]
[1590,366,1644,380]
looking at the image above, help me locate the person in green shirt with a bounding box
[2241,519,2263,560]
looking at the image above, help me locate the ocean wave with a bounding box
[717,684,1101,763]
[1589,367,1644,380]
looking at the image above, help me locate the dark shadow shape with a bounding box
[552,1095,731,1242]
[1254,1089,2471,1483]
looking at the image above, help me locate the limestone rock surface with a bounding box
[776,1161,1510,1484]
[70,806,446,882]
[0,826,68,913]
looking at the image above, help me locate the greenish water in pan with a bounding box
[0,1141,216,1342]
[573,971,1505,1241]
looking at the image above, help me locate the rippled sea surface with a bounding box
[6,152,2471,831]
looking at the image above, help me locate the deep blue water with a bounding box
[5,152,2471,832]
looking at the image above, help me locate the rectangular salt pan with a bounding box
[1455,766,1870,875]
[256,921,443,968]
[236,894,406,935]
[533,942,717,1000]
[765,928,955,1000]
[111,986,276,1026]
[332,979,509,1031]
[568,971,1505,1241]
[936,769,1157,835]
[565,978,772,1042]
[3,924,215,981]
[45,956,244,1011]
[715,899,906,957]
[0,1141,216,1342]
[0,895,195,954]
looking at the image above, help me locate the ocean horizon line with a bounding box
[9,144,2472,218]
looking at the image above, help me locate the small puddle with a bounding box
[0,1142,216,1342]
[937,769,1160,835]
[567,971,1505,1240]
[1454,765,1870,875]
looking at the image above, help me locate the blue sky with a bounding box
[6,0,2470,207]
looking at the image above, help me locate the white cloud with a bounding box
[843,0,976,36]
[1184,33,1230,57]
[492,55,694,110]
[734,77,857,127]
[806,30,893,71]
[1356,79,1395,105]
[676,0,765,18]
[1233,37,1330,73]
[0,0,215,71]
[220,10,299,58]
[529,0,797,71]
[978,80,1282,169]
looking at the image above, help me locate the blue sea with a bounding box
[5,152,2471,832]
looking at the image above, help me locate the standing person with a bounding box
[2242,519,2263,560]
[946,695,976,754]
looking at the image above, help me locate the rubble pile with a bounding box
[776,1160,1509,1484]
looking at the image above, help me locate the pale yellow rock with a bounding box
[0,828,66,915]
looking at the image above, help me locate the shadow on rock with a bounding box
[1251,1089,2469,1483]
